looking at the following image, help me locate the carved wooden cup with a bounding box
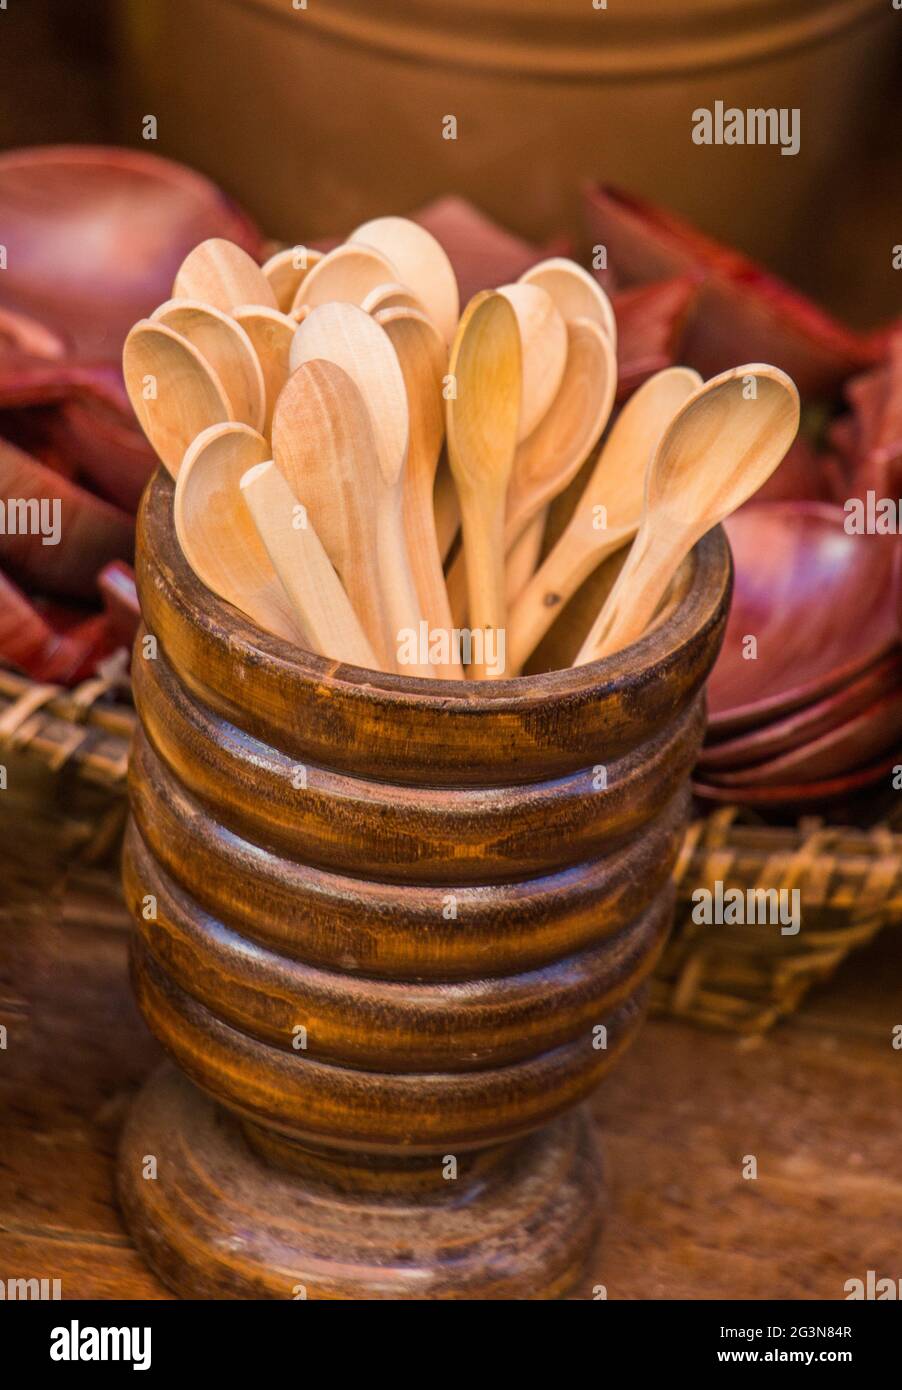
[118,469,730,1299]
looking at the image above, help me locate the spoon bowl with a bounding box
[123,320,233,477]
[173,421,303,642]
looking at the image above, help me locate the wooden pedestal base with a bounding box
[118,1065,604,1301]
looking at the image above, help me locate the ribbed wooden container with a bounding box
[118,469,730,1299]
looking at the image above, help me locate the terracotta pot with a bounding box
[118,469,730,1300]
[116,0,896,275]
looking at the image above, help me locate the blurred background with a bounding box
[3,0,902,326]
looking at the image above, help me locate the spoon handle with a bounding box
[377,494,436,677]
[574,525,689,665]
[433,456,461,561]
[240,461,380,671]
[507,523,633,675]
[504,510,545,605]
[404,473,463,678]
[459,484,508,680]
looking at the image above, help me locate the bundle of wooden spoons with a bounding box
[124,219,800,680]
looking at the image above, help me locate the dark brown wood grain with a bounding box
[118,466,730,1298]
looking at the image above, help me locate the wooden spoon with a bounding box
[502,262,617,600]
[123,320,233,478]
[446,291,521,680]
[231,305,295,435]
[151,299,265,433]
[261,246,323,312]
[506,366,702,674]
[240,460,379,670]
[294,244,398,312]
[433,452,460,561]
[271,358,396,671]
[285,312,433,675]
[446,316,616,620]
[375,305,461,678]
[504,317,617,550]
[498,283,568,442]
[361,282,428,317]
[173,238,277,312]
[173,422,304,641]
[519,257,617,346]
[574,364,801,665]
[349,216,460,346]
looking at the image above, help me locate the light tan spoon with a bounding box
[506,366,702,674]
[272,357,396,671]
[294,244,398,313]
[349,216,459,346]
[575,364,801,665]
[498,283,568,442]
[446,291,521,680]
[445,314,612,622]
[285,314,433,675]
[232,305,296,435]
[173,422,304,642]
[151,299,265,433]
[519,257,617,346]
[504,317,617,550]
[123,320,233,478]
[501,262,617,600]
[261,246,323,312]
[361,282,428,317]
[240,460,379,670]
[375,305,461,678]
[173,238,277,312]
[434,452,460,561]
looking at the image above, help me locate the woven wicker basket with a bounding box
[2,662,900,1033]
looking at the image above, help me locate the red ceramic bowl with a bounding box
[0,145,262,358]
[707,502,898,737]
[693,751,900,817]
[704,687,902,788]
[698,649,902,773]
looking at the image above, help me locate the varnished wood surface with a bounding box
[2,855,900,1299]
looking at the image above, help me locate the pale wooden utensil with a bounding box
[433,452,461,561]
[503,258,618,599]
[261,246,323,312]
[271,357,396,671]
[375,305,461,678]
[444,314,606,622]
[294,244,398,312]
[123,320,233,478]
[504,318,617,551]
[506,366,702,673]
[173,238,277,312]
[240,460,379,670]
[286,312,434,676]
[151,299,265,433]
[173,421,304,642]
[361,282,428,317]
[231,305,296,436]
[503,317,617,604]
[519,257,617,346]
[498,283,568,442]
[349,216,459,346]
[446,291,521,680]
[575,364,801,665]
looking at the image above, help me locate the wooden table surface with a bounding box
[1,849,900,1301]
